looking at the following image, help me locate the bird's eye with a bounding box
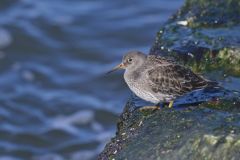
[128,58,133,62]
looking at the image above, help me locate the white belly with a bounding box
[128,84,160,104]
[124,71,174,104]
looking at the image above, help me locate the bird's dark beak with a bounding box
[107,63,125,74]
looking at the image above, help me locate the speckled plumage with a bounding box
[111,51,216,105]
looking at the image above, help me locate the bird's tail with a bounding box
[206,80,219,88]
[203,80,223,93]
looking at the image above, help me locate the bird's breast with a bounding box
[124,71,160,104]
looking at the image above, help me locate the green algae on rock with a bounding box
[99,96,240,160]
[151,0,240,76]
[174,0,240,28]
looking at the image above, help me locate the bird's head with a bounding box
[107,51,146,74]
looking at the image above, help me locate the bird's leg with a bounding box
[168,101,174,108]
[139,103,161,111]
[139,106,160,111]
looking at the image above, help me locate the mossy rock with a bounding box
[99,0,240,159]
[151,0,240,76]
[99,96,240,160]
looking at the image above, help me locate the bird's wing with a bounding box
[147,55,175,66]
[147,64,210,96]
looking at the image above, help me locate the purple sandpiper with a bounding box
[108,51,217,109]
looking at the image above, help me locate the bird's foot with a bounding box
[139,101,173,112]
[168,101,174,108]
[139,106,160,112]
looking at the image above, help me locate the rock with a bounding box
[98,0,240,159]
[99,95,240,160]
[151,0,240,76]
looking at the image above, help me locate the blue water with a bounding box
[0,0,184,159]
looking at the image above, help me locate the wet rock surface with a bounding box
[99,0,240,159]
[151,0,240,76]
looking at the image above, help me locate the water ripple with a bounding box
[0,0,184,159]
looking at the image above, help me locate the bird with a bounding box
[108,51,217,109]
